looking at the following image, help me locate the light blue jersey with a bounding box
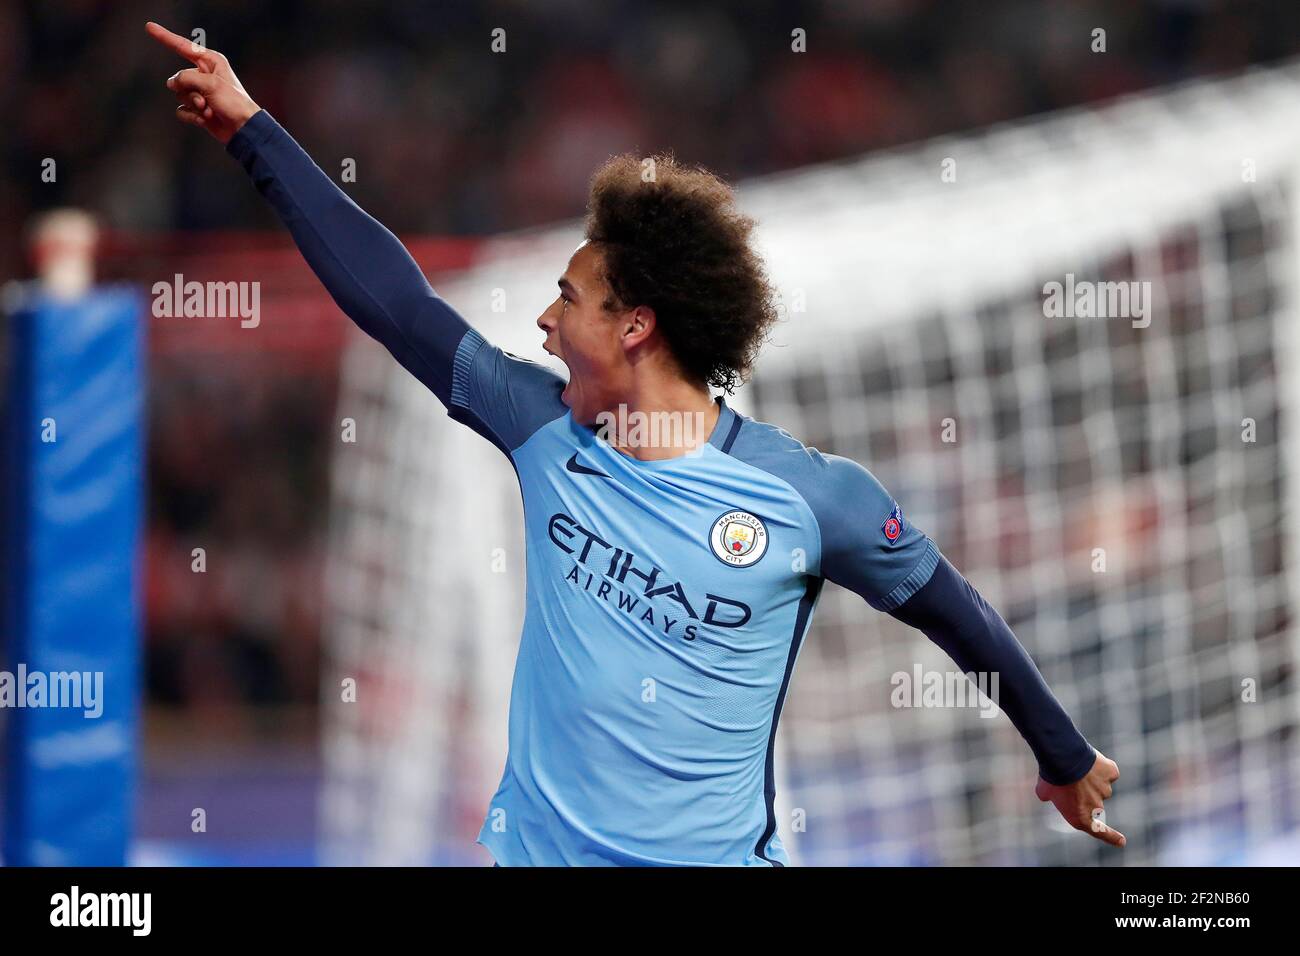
[453,330,938,866]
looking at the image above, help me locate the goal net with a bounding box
[319,62,1300,865]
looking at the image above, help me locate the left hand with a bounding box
[1036,750,1126,847]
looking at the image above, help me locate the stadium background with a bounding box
[3,0,1300,865]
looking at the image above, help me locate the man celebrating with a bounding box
[148,21,1123,865]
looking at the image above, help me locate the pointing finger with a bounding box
[1090,822,1126,848]
[146,21,211,65]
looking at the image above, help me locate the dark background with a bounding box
[7,0,1300,256]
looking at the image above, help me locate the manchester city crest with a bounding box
[709,510,769,567]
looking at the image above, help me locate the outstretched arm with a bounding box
[889,555,1125,847]
[809,454,1125,847]
[146,21,472,405]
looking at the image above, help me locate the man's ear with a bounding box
[621,305,656,350]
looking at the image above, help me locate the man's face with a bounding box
[537,242,629,421]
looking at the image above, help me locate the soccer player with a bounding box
[148,21,1124,865]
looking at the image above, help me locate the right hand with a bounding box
[146,21,261,144]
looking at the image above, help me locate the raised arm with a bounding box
[146,21,471,404]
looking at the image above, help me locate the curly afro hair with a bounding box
[584,154,778,394]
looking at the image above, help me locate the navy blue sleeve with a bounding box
[226,110,567,451]
[226,110,466,402]
[889,553,1097,786]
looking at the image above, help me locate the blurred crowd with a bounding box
[144,362,331,720]
[4,0,1298,714]
[6,0,1299,270]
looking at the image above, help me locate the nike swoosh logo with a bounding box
[565,453,611,479]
